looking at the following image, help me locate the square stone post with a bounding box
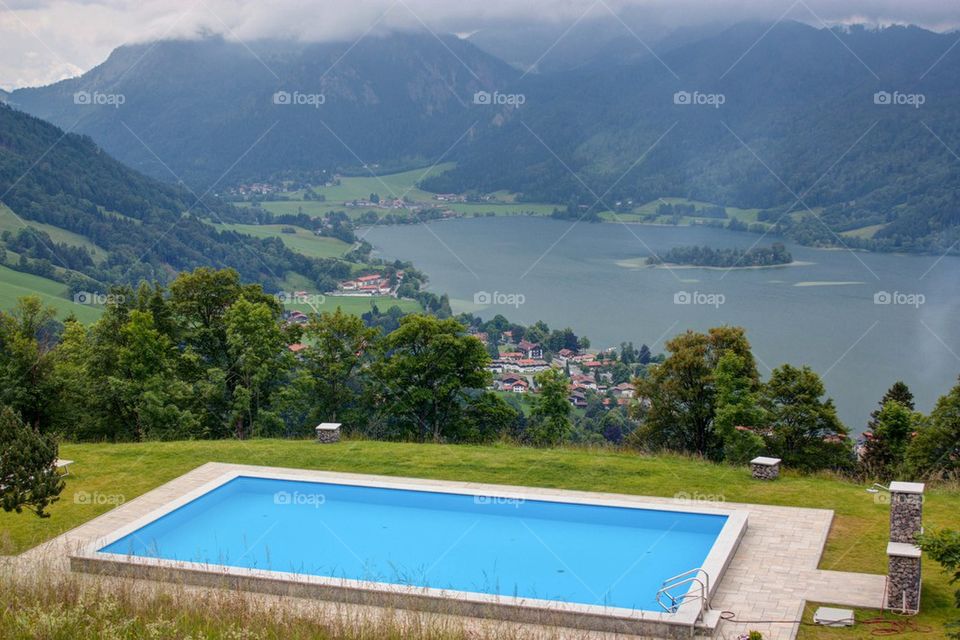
[889,481,924,544]
[750,456,781,480]
[315,422,342,444]
[886,542,921,612]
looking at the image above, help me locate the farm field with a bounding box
[217,223,352,259]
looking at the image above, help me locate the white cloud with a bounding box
[2,0,959,89]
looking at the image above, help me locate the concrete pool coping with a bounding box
[70,466,749,638]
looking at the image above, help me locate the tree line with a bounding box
[630,326,959,480]
[647,243,793,268]
[2,268,958,516]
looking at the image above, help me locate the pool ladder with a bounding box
[655,567,711,619]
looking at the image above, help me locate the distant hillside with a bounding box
[10,34,518,188]
[0,104,348,292]
[428,22,960,254]
[10,23,960,254]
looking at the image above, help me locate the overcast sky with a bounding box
[2,0,959,90]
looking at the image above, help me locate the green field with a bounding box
[0,264,102,323]
[1,439,957,639]
[841,223,887,239]
[217,223,352,259]
[307,163,454,202]
[599,197,766,226]
[241,172,780,230]
[0,204,109,262]
[237,163,559,221]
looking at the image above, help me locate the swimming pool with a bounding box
[75,469,748,635]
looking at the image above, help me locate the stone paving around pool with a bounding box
[15,462,888,640]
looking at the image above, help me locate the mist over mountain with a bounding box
[9,21,960,253]
[10,34,517,188]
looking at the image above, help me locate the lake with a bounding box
[363,217,960,431]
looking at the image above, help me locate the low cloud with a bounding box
[3,0,959,89]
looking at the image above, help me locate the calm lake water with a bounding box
[363,217,960,431]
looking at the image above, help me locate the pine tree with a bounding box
[0,406,64,517]
[867,381,915,432]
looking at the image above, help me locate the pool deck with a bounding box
[13,462,888,640]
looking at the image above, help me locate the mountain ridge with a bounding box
[9,22,960,253]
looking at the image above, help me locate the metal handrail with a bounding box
[663,567,711,597]
[655,567,711,619]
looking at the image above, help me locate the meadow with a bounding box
[2,439,957,639]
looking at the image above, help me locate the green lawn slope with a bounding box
[1,440,956,638]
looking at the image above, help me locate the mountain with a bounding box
[9,34,517,188]
[11,23,960,254]
[465,17,727,72]
[0,103,348,291]
[427,22,960,253]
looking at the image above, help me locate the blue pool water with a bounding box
[101,476,726,610]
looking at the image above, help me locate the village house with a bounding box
[287,342,308,356]
[612,382,636,399]
[335,273,397,297]
[517,340,544,359]
[494,374,526,392]
[284,310,309,325]
[509,379,529,393]
[569,374,598,390]
[503,358,550,373]
[468,330,489,344]
[568,390,588,408]
[485,359,505,373]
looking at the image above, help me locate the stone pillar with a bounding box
[887,542,922,612]
[315,422,342,444]
[750,456,781,480]
[889,481,924,544]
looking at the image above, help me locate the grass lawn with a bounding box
[2,439,957,638]
[0,263,102,323]
[217,223,352,259]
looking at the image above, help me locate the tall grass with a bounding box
[0,558,556,640]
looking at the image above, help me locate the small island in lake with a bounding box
[647,242,794,268]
